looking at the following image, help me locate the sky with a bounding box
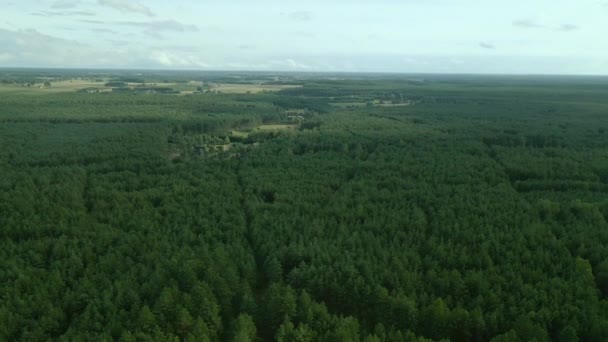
[1,0,607,74]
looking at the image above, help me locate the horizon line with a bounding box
[1,66,608,78]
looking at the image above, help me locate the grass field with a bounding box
[329,100,411,108]
[329,102,368,107]
[0,79,200,95]
[0,79,106,95]
[0,79,300,96]
[210,83,301,94]
[231,124,296,138]
[258,124,297,130]
[231,130,251,138]
[377,102,411,107]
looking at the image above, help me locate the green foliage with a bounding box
[231,314,257,342]
[1,71,608,340]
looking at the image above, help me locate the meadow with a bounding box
[1,69,608,341]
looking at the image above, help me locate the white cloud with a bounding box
[117,20,198,33]
[149,51,210,68]
[287,11,313,22]
[513,19,544,29]
[121,20,199,39]
[0,28,201,69]
[285,58,312,70]
[32,10,95,17]
[0,28,96,66]
[220,58,318,71]
[514,19,581,32]
[51,0,82,9]
[0,52,14,63]
[97,0,155,17]
[557,24,579,32]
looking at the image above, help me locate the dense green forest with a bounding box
[1,70,608,341]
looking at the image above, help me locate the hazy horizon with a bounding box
[2,0,607,75]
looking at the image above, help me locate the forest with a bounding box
[1,70,608,341]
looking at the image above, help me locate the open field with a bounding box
[376,101,411,107]
[258,124,297,130]
[0,79,299,96]
[329,101,368,107]
[0,79,106,94]
[230,124,298,137]
[209,83,302,93]
[330,100,411,108]
[230,130,251,138]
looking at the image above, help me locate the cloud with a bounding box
[284,58,312,69]
[513,19,544,29]
[149,50,210,68]
[51,0,82,9]
[32,10,95,17]
[514,19,580,32]
[0,28,210,69]
[238,44,256,50]
[162,45,205,53]
[221,58,317,71]
[79,19,199,38]
[293,31,316,38]
[97,0,154,17]
[0,28,97,67]
[90,28,117,34]
[116,20,199,38]
[80,19,106,24]
[117,20,198,32]
[106,39,130,46]
[557,24,579,32]
[479,42,495,49]
[0,52,13,63]
[287,11,313,22]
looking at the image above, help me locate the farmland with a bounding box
[0,79,106,95]
[0,72,300,96]
[1,69,608,341]
[208,83,302,94]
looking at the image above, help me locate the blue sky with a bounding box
[1,0,607,74]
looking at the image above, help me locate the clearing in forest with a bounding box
[209,83,302,94]
[231,124,298,138]
[258,124,297,130]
